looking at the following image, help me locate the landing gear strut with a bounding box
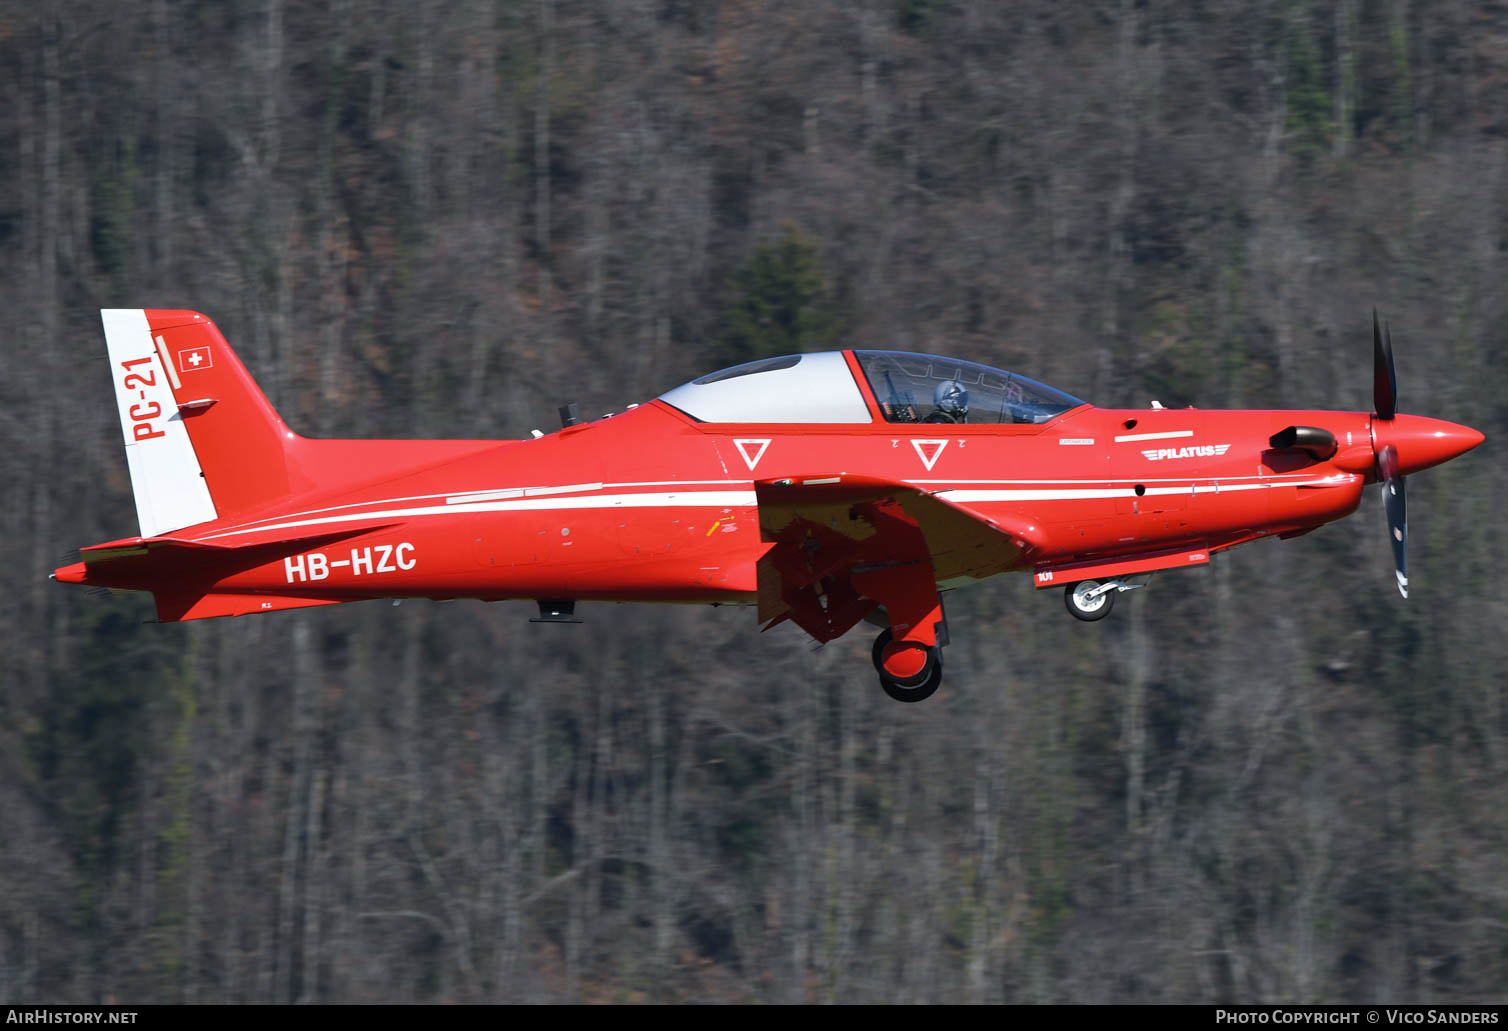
[1065,579,1115,621]
[1063,574,1151,620]
[871,627,943,703]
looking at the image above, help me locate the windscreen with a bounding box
[853,351,1084,425]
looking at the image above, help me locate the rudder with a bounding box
[102,309,300,535]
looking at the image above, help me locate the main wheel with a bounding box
[1065,580,1115,621]
[872,628,943,703]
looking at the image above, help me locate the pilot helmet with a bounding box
[934,379,968,416]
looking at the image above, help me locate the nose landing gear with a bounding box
[1063,575,1150,620]
[1065,579,1116,621]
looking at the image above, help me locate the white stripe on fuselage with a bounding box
[199,491,762,542]
[212,479,752,535]
[214,472,1331,536]
[1113,430,1194,443]
[195,474,1354,545]
[939,478,1343,503]
[908,475,1317,485]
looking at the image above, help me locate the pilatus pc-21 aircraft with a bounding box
[55,309,1483,701]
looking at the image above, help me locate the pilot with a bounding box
[925,379,969,423]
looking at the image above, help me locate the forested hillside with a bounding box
[1,0,1505,1004]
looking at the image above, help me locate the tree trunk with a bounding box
[534,0,554,303]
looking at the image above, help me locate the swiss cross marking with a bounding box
[178,346,213,371]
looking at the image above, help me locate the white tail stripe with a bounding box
[220,479,752,532]
[153,334,182,390]
[446,488,523,505]
[443,481,604,505]
[101,309,217,537]
[198,491,761,542]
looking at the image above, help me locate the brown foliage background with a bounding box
[0,0,1505,1003]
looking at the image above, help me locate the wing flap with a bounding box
[754,474,1035,639]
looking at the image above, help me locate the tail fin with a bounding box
[102,309,299,535]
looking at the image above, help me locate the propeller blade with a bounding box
[1378,443,1408,598]
[1373,309,1397,420]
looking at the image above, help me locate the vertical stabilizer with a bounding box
[102,309,219,536]
[102,309,305,535]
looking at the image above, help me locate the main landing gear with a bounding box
[851,561,949,704]
[871,627,943,703]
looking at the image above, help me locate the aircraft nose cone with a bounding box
[1375,414,1485,476]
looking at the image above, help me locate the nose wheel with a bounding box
[872,628,943,702]
[1065,579,1115,621]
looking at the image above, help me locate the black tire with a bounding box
[879,659,943,703]
[1065,580,1115,621]
[872,628,943,702]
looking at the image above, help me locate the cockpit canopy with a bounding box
[656,350,1085,425]
[853,351,1085,425]
[658,352,871,423]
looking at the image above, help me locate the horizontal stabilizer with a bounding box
[79,535,234,565]
[154,592,344,623]
[54,526,399,592]
[75,525,395,565]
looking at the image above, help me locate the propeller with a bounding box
[1372,309,1406,597]
[1377,442,1408,598]
[1373,309,1397,420]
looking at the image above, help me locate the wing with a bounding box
[754,474,1037,644]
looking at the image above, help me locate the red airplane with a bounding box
[55,309,1483,701]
